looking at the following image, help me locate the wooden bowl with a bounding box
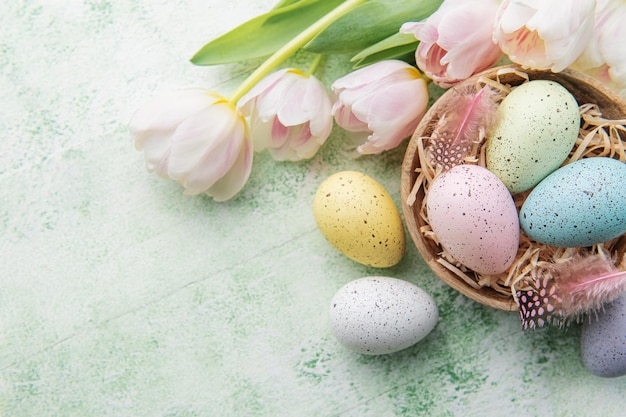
[401,64,626,311]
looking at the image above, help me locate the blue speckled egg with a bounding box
[520,157,626,247]
[581,293,626,377]
[329,277,438,355]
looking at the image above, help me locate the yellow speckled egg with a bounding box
[313,171,405,268]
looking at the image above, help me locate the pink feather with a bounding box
[516,255,626,329]
[428,85,501,172]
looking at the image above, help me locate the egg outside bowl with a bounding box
[401,64,626,311]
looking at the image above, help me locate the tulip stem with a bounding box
[306,54,326,77]
[228,0,366,104]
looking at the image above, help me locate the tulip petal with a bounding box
[181,122,246,195]
[400,22,438,45]
[130,87,252,200]
[436,4,501,80]
[237,69,288,115]
[130,89,221,140]
[332,61,430,154]
[572,0,626,97]
[332,102,369,132]
[140,131,173,177]
[269,124,314,161]
[360,78,428,153]
[331,60,414,91]
[204,135,254,202]
[251,70,300,122]
[277,74,330,128]
[351,79,427,154]
[497,0,536,34]
[168,103,242,187]
[270,117,290,147]
[130,90,227,180]
[275,80,314,127]
[495,0,596,72]
[249,115,282,151]
[240,68,332,161]
[180,144,235,195]
[417,43,448,82]
[306,92,333,139]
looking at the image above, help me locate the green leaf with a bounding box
[350,32,418,68]
[190,0,344,66]
[271,0,306,9]
[303,0,442,55]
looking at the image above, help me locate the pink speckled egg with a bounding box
[426,165,519,275]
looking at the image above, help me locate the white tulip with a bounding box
[130,89,253,201]
[238,68,333,161]
[493,0,596,72]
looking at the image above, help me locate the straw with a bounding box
[401,65,626,310]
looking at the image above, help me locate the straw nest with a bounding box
[401,64,626,311]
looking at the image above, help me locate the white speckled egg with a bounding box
[313,171,405,268]
[486,80,580,194]
[581,293,626,377]
[426,164,519,275]
[520,157,626,248]
[329,277,438,355]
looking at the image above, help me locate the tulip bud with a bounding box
[129,89,253,202]
[401,0,503,88]
[331,60,429,155]
[237,68,333,161]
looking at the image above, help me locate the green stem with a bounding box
[228,0,366,103]
[306,53,326,76]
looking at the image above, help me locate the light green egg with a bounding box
[486,80,580,194]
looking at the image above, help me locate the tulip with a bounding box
[572,0,626,98]
[237,68,333,161]
[331,60,429,155]
[493,0,596,72]
[401,0,502,88]
[130,89,253,202]
[129,0,369,201]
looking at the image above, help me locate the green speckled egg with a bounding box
[486,80,580,194]
[313,171,405,268]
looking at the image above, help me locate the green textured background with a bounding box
[1,1,625,416]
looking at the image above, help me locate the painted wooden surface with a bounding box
[2,1,625,416]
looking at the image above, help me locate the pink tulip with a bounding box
[572,0,626,98]
[401,0,502,88]
[130,89,253,201]
[237,68,333,161]
[493,0,596,72]
[331,60,428,155]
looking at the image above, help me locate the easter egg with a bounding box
[313,171,405,268]
[486,80,580,194]
[426,164,519,275]
[520,157,626,248]
[581,293,626,377]
[329,276,438,355]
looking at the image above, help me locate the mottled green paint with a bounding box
[2,1,626,416]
